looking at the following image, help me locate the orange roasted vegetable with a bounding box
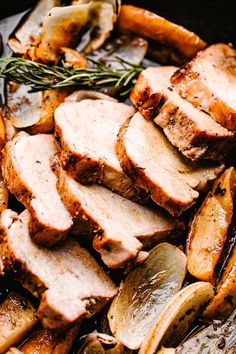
[117,5,206,58]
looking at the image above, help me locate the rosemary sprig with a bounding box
[0,57,143,96]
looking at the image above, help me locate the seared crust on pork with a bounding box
[1,132,72,245]
[131,66,234,161]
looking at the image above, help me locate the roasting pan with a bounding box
[0,0,236,352]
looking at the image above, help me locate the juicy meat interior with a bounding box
[55,99,146,201]
[171,43,236,131]
[116,112,224,216]
[0,209,117,329]
[1,132,72,245]
[56,167,176,268]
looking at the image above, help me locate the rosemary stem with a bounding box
[0,57,143,97]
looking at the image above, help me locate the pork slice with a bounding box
[171,43,236,132]
[0,209,117,329]
[1,132,72,245]
[54,99,146,202]
[116,112,224,216]
[56,166,176,268]
[131,66,234,161]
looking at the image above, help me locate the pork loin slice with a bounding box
[131,66,233,161]
[56,166,176,268]
[1,132,72,245]
[0,209,117,329]
[54,99,145,201]
[171,43,236,132]
[116,112,224,216]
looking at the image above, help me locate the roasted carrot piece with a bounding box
[117,5,206,58]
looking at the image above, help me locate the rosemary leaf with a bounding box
[0,57,143,97]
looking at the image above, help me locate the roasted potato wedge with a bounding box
[117,5,206,58]
[60,47,88,69]
[7,83,69,133]
[187,167,236,283]
[27,89,69,134]
[203,244,236,320]
[18,325,80,354]
[77,333,124,354]
[0,292,37,354]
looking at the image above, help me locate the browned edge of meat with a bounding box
[115,116,192,216]
[130,68,170,120]
[171,43,236,132]
[0,209,117,329]
[1,132,72,246]
[154,94,235,162]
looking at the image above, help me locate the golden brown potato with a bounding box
[203,245,236,320]
[187,167,236,283]
[7,82,69,133]
[60,47,88,69]
[26,89,69,134]
[18,325,80,354]
[117,5,206,58]
[0,173,8,213]
[0,292,37,354]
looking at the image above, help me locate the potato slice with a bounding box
[187,167,236,283]
[35,4,90,62]
[0,173,8,213]
[139,282,214,354]
[203,244,236,320]
[108,243,187,349]
[8,0,60,55]
[27,89,69,134]
[117,5,206,58]
[77,333,124,354]
[7,83,68,132]
[18,325,80,354]
[0,292,37,354]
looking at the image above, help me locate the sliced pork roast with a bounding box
[1,132,72,246]
[0,209,117,329]
[116,112,224,216]
[54,99,146,202]
[130,66,234,161]
[171,43,236,132]
[55,165,176,268]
